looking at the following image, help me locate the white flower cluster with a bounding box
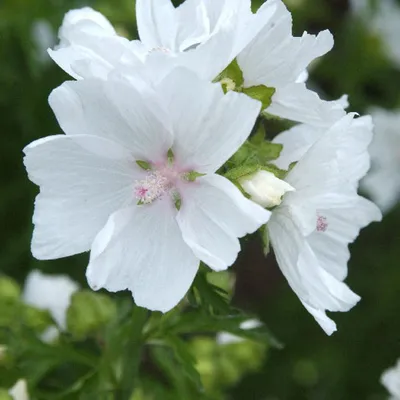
[24,0,381,335]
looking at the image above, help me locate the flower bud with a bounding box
[238,170,295,208]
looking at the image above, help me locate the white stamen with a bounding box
[134,172,169,204]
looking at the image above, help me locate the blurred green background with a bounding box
[0,0,400,398]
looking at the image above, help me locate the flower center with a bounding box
[134,171,171,204]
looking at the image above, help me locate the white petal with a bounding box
[238,0,333,88]
[49,8,136,80]
[23,270,79,330]
[59,7,116,41]
[9,379,29,400]
[304,198,381,281]
[86,199,199,312]
[23,135,139,259]
[272,123,325,170]
[381,359,400,399]
[267,83,347,127]
[286,114,374,189]
[156,68,260,173]
[49,78,173,162]
[301,303,337,335]
[136,0,177,50]
[268,208,360,333]
[177,174,271,271]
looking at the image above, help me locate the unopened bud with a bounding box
[239,170,295,208]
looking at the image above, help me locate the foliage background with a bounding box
[0,0,399,398]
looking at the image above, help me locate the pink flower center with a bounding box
[316,215,328,232]
[133,162,185,205]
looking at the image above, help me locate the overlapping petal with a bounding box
[86,199,199,312]
[23,134,140,259]
[177,174,271,271]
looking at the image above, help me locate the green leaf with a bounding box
[66,291,116,339]
[250,123,266,146]
[256,142,283,163]
[214,59,244,88]
[242,85,276,109]
[163,335,203,390]
[224,164,260,181]
[136,160,152,170]
[261,163,287,180]
[116,306,148,400]
[190,271,231,316]
[0,389,12,400]
[0,276,20,301]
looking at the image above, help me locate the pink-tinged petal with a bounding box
[86,199,199,312]
[177,174,270,271]
[23,134,140,260]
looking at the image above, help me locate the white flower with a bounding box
[351,0,400,67]
[362,108,400,214]
[272,109,371,172]
[381,359,400,400]
[239,170,295,208]
[8,380,29,400]
[22,270,79,341]
[216,319,262,345]
[236,0,343,126]
[267,114,382,335]
[48,7,141,80]
[49,1,276,82]
[23,69,270,312]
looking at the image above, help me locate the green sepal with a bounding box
[214,59,244,88]
[242,85,276,110]
[260,225,270,257]
[66,290,116,339]
[136,160,152,170]
[167,148,174,164]
[184,171,206,182]
[288,161,298,172]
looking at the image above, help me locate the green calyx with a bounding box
[184,171,206,182]
[136,160,152,170]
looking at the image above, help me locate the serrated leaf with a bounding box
[243,85,276,109]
